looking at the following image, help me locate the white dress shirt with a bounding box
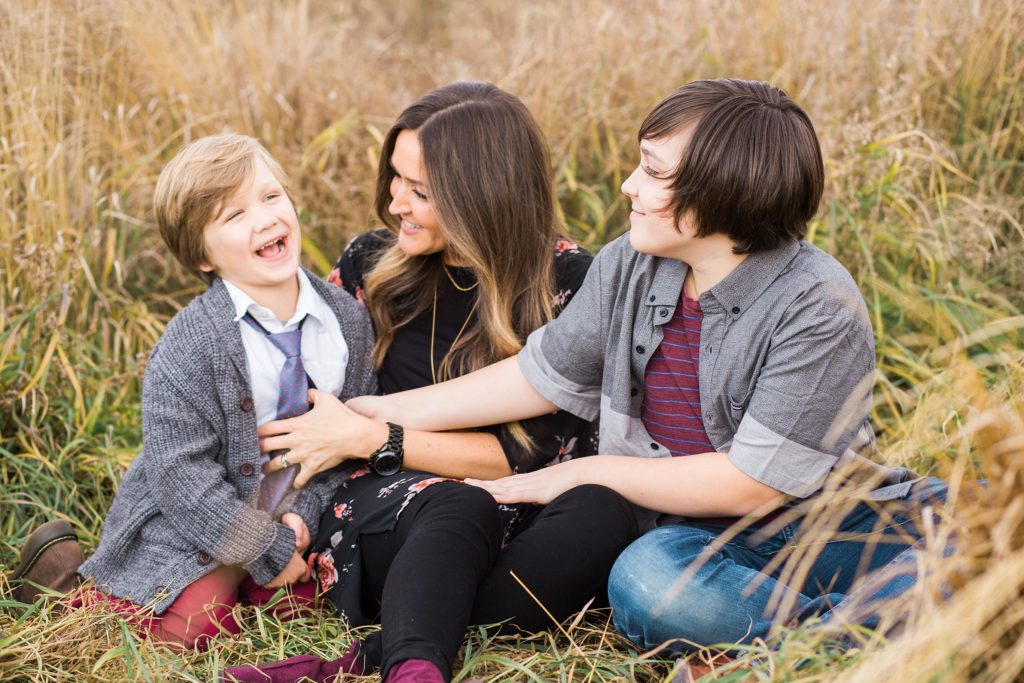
[223,271,349,447]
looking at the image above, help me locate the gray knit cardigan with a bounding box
[79,270,377,614]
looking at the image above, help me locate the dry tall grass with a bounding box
[1,0,1022,680]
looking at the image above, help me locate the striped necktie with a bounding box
[243,313,310,514]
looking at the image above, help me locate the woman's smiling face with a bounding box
[388,129,448,258]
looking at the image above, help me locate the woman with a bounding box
[230,83,639,683]
[342,79,943,658]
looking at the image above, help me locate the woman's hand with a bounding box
[465,459,589,505]
[259,389,388,487]
[280,513,311,553]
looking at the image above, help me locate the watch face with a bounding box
[371,450,402,476]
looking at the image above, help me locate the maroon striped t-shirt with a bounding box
[641,289,715,457]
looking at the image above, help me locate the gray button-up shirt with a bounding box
[518,234,917,502]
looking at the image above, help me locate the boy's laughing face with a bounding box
[199,157,301,300]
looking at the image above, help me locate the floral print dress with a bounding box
[308,229,598,625]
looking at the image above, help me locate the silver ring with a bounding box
[280,452,290,467]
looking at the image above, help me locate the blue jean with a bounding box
[608,477,948,652]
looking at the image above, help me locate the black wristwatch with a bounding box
[368,422,404,476]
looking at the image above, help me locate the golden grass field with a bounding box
[1,0,1023,680]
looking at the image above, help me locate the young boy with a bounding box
[346,79,945,653]
[12,134,376,651]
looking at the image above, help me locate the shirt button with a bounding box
[630,387,639,397]
[239,395,254,412]
[650,442,660,450]
[636,345,646,354]
[197,552,212,565]
[659,308,670,317]
[732,306,740,314]
[648,294,656,302]
[239,463,256,476]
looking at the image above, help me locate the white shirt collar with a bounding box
[222,270,323,329]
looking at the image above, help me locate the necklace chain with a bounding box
[443,264,478,292]
[430,280,478,384]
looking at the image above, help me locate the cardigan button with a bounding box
[635,345,645,354]
[630,387,639,397]
[732,306,740,314]
[239,463,256,476]
[650,442,660,450]
[239,395,254,412]
[197,552,212,565]
[648,294,656,302]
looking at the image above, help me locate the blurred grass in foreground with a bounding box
[1,0,1022,680]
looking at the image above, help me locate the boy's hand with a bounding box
[281,513,310,553]
[264,551,311,588]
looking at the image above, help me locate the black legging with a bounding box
[358,481,640,679]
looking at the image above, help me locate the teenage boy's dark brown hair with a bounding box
[640,79,824,253]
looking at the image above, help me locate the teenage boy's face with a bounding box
[199,157,301,296]
[621,127,699,259]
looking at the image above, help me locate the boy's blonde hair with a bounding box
[154,134,289,284]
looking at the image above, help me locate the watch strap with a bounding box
[385,422,404,456]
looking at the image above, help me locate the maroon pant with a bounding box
[75,566,318,650]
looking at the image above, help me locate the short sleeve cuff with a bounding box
[517,327,600,421]
[244,523,296,585]
[727,414,837,498]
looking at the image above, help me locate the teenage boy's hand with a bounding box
[259,389,388,488]
[465,459,587,505]
[264,551,311,588]
[345,395,386,418]
[280,513,310,553]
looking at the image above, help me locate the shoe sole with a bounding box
[10,520,79,580]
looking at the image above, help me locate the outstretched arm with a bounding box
[346,356,558,431]
[466,453,784,518]
[259,386,522,485]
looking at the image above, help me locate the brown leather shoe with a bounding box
[10,520,84,603]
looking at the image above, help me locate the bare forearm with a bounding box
[402,430,512,480]
[471,451,785,517]
[350,357,558,431]
[285,416,513,480]
[577,453,784,516]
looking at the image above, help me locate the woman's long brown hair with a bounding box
[363,82,560,451]
[365,82,558,375]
